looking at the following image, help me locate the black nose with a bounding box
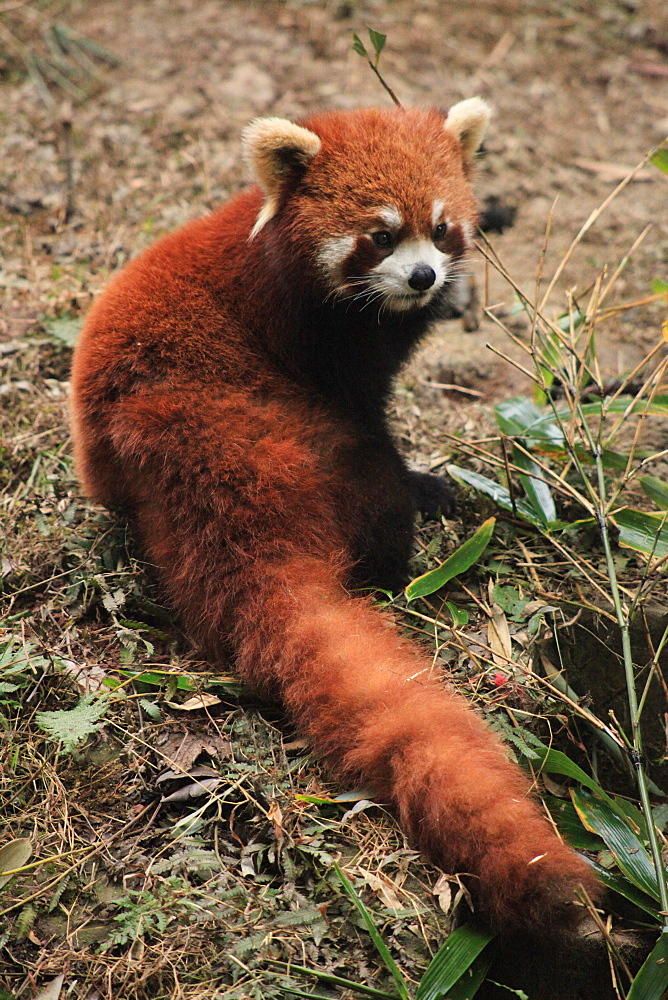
[408,266,436,291]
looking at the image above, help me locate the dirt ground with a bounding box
[1,1,667,999]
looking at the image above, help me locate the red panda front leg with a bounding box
[231,556,599,934]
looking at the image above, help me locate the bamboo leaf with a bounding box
[443,949,494,999]
[640,476,668,510]
[495,397,564,445]
[587,861,661,920]
[511,446,557,525]
[415,925,495,1000]
[446,465,546,528]
[333,863,409,1000]
[266,960,397,998]
[571,789,661,901]
[546,798,606,851]
[627,928,668,999]
[612,508,668,558]
[405,518,495,601]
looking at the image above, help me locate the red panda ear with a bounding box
[444,97,491,162]
[242,118,322,238]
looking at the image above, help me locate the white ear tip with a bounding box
[241,117,321,165]
[445,97,492,159]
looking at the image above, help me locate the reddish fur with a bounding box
[71,107,599,931]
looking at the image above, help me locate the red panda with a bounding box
[70,102,599,932]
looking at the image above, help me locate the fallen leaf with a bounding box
[432,872,453,914]
[268,799,284,840]
[159,730,229,770]
[487,605,512,666]
[357,868,403,910]
[0,837,32,888]
[35,975,65,1000]
[166,693,222,711]
[161,777,222,802]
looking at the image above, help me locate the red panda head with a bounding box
[242,100,490,314]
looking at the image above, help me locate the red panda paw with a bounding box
[475,837,600,935]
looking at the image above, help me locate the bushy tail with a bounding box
[99,390,599,933]
[228,554,598,933]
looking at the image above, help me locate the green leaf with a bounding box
[512,445,557,525]
[415,925,495,1000]
[35,695,110,752]
[640,475,668,510]
[546,798,606,852]
[650,146,668,176]
[333,863,409,1000]
[587,860,661,919]
[443,949,494,999]
[569,396,668,420]
[0,838,32,889]
[652,279,668,295]
[526,745,609,798]
[367,27,387,58]
[627,928,668,999]
[571,789,661,901]
[138,697,161,721]
[446,465,546,528]
[495,397,564,445]
[612,508,668,558]
[446,601,469,626]
[266,961,397,999]
[352,33,368,58]
[556,308,585,334]
[405,518,495,602]
[523,397,668,442]
[41,314,83,347]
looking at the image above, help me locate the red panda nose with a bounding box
[408,266,436,291]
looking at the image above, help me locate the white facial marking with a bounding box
[431,199,445,228]
[461,219,475,244]
[376,205,403,231]
[316,235,356,286]
[371,237,450,312]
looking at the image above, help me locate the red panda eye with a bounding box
[433,223,448,241]
[372,231,394,249]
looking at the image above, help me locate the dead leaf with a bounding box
[166,692,222,711]
[156,764,220,783]
[357,868,403,911]
[341,799,376,825]
[159,730,230,771]
[0,837,32,889]
[35,976,65,1000]
[268,799,284,841]
[543,773,569,798]
[432,872,453,914]
[487,605,512,666]
[161,777,222,802]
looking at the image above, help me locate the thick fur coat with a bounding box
[71,104,599,931]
